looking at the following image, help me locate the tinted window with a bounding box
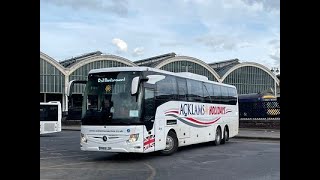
[228,87,237,105]
[187,79,204,102]
[177,77,187,101]
[203,83,213,103]
[212,84,221,104]
[144,88,155,121]
[156,75,177,100]
[40,105,58,121]
[221,86,230,104]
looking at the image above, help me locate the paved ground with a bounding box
[41,131,280,180]
[61,125,280,140]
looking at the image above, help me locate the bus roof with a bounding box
[88,67,236,88]
[89,66,149,74]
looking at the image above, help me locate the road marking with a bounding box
[144,163,156,180]
[40,154,89,160]
[200,160,217,164]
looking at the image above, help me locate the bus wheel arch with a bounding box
[221,125,229,144]
[160,129,178,155]
[213,126,222,146]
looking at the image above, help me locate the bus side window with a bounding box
[155,75,177,100]
[187,79,204,102]
[177,77,187,101]
[221,86,230,105]
[144,88,155,120]
[203,83,213,103]
[212,84,221,104]
[227,87,237,105]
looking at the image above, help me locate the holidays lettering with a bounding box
[209,106,225,115]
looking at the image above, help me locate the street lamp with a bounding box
[271,67,279,97]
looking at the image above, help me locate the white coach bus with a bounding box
[71,67,238,155]
[40,101,62,134]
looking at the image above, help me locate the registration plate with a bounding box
[99,147,111,150]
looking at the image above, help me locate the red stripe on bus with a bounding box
[165,110,179,114]
[185,117,221,125]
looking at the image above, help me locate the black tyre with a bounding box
[160,131,178,155]
[213,127,221,146]
[221,127,229,144]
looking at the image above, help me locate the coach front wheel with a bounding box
[160,131,178,155]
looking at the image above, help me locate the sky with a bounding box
[40,0,280,70]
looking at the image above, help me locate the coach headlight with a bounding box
[127,133,139,143]
[81,133,88,143]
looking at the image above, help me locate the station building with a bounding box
[40,51,279,112]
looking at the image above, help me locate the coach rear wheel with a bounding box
[213,127,221,146]
[221,128,229,144]
[160,131,178,155]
